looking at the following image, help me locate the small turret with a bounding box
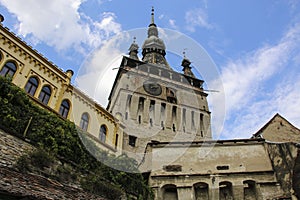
[128,37,139,60]
[181,50,195,78]
[0,14,4,23]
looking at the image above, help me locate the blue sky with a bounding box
[0,0,300,139]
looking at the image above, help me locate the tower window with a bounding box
[172,124,176,132]
[129,135,137,147]
[38,85,51,105]
[25,76,39,96]
[166,88,177,104]
[161,121,165,130]
[138,97,145,112]
[0,61,17,78]
[191,111,195,129]
[126,94,132,109]
[200,113,204,122]
[172,106,177,119]
[149,100,155,112]
[200,113,204,136]
[138,115,142,124]
[182,108,186,124]
[80,112,89,131]
[161,103,166,117]
[99,125,107,143]
[59,99,70,118]
[115,134,119,149]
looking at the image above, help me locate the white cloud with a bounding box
[0,0,121,51]
[216,23,300,139]
[168,19,177,29]
[75,31,130,106]
[185,8,212,32]
[94,12,121,38]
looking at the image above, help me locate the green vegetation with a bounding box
[0,76,153,200]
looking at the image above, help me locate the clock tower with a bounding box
[107,8,211,161]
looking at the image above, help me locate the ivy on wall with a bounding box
[0,76,153,200]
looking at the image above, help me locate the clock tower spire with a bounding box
[142,7,170,68]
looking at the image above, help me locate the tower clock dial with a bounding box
[143,81,162,96]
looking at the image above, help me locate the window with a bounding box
[166,87,177,104]
[191,111,195,129]
[80,112,89,131]
[126,94,132,109]
[25,77,39,96]
[115,134,119,148]
[129,135,137,147]
[172,106,177,119]
[99,125,107,143]
[0,61,17,77]
[161,103,166,119]
[138,97,145,112]
[216,165,229,170]
[219,182,233,200]
[59,99,70,118]
[38,85,51,105]
[149,100,155,112]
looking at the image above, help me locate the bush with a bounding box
[81,175,124,200]
[30,148,54,169]
[15,154,31,173]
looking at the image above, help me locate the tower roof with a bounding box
[181,50,195,78]
[128,37,139,60]
[141,7,170,68]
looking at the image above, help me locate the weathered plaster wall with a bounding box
[266,143,299,197]
[147,140,299,200]
[256,114,300,143]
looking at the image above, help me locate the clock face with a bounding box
[143,81,162,96]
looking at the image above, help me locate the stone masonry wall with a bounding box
[0,129,34,168]
[0,129,106,200]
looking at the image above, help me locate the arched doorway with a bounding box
[194,182,209,200]
[244,180,257,200]
[219,181,233,200]
[162,184,178,200]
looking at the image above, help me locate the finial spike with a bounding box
[133,36,136,43]
[183,48,187,58]
[151,7,155,24]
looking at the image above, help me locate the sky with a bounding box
[0,0,300,140]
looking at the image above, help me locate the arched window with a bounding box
[244,180,258,199]
[162,184,178,200]
[0,61,17,77]
[25,76,39,96]
[219,181,233,200]
[80,112,89,131]
[59,99,70,118]
[194,182,209,200]
[38,85,51,105]
[99,125,107,143]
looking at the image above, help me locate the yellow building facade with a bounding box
[0,21,123,155]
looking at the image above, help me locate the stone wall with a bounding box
[0,129,106,199]
[0,129,34,168]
